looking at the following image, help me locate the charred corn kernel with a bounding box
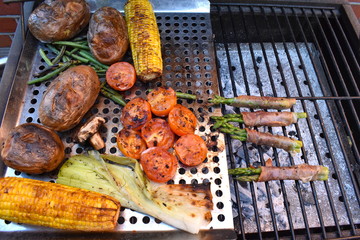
[124,0,162,82]
[0,177,120,231]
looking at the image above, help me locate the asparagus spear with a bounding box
[100,82,127,106]
[209,95,296,109]
[148,89,197,100]
[211,112,307,128]
[229,159,329,182]
[175,91,197,100]
[217,123,303,153]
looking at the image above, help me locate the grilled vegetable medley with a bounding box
[0,0,329,235]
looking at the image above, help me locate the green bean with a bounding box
[51,45,66,65]
[69,47,79,54]
[28,62,72,85]
[78,50,109,70]
[65,50,89,63]
[62,56,70,62]
[71,35,87,41]
[52,41,90,50]
[39,48,53,66]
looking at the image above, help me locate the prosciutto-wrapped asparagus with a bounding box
[228,158,329,182]
[209,95,296,109]
[211,111,307,127]
[246,128,302,152]
[217,123,302,153]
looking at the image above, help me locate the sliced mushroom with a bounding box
[89,132,106,150]
[76,116,106,150]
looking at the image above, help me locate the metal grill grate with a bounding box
[210,3,360,239]
[0,12,235,235]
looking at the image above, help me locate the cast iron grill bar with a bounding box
[272,6,358,236]
[326,9,360,161]
[230,12,299,237]
[211,2,360,239]
[325,10,360,96]
[292,7,352,237]
[329,9,360,84]
[238,6,279,238]
[303,7,360,201]
[213,2,337,11]
[299,8,360,236]
[306,8,360,204]
[254,9,334,235]
[313,9,360,131]
[302,7,360,169]
[214,5,264,238]
[266,6,324,239]
[277,6,352,237]
[263,7,333,237]
[294,96,360,100]
[238,6,325,238]
[319,9,360,136]
[305,7,360,167]
[251,5,329,238]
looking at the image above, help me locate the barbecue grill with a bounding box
[0,0,359,239]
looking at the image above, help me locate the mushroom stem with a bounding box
[77,116,105,143]
[89,132,105,150]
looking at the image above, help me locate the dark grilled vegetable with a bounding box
[39,65,100,132]
[88,7,129,65]
[1,123,64,174]
[28,0,90,43]
[120,97,152,130]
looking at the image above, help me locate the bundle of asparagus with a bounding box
[217,123,302,153]
[211,111,307,128]
[209,95,296,109]
[229,159,329,182]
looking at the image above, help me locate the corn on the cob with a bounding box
[124,0,162,82]
[0,177,120,231]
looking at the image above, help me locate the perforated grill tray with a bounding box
[0,11,235,239]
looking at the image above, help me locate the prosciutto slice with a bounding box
[246,128,302,152]
[233,95,296,109]
[257,159,328,182]
[242,111,298,127]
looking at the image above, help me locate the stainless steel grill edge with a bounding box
[0,0,359,239]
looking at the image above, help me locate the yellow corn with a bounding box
[0,177,120,231]
[124,0,163,82]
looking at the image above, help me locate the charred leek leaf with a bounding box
[57,151,213,234]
